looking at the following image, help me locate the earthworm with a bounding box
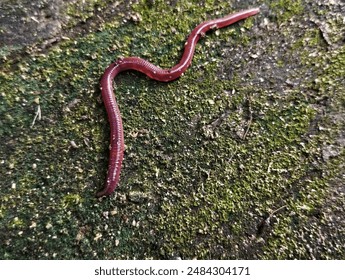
[96,8,260,197]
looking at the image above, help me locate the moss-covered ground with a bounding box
[0,0,344,259]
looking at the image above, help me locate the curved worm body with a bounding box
[96,8,260,197]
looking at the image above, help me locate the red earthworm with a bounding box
[96,8,260,197]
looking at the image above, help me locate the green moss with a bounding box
[270,0,304,22]
[1,0,344,260]
[61,194,83,209]
[65,0,108,24]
